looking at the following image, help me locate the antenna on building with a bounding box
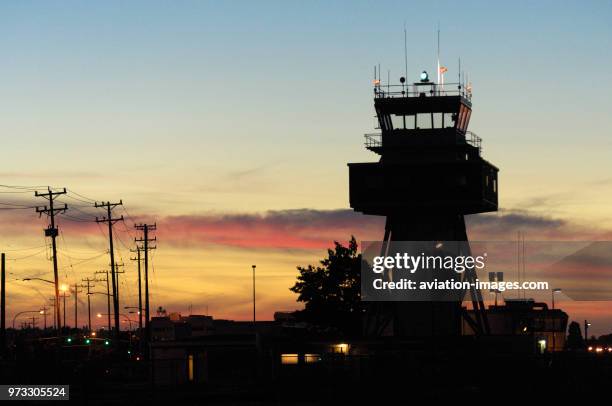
[404,21,408,80]
[436,23,441,85]
[458,57,461,88]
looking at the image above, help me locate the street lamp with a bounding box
[584,320,592,346]
[551,288,562,352]
[22,277,61,335]
[23,277,54,284]
[98,313,134,331]
[12,310,44,329]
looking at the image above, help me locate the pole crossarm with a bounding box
[34,187,67,337]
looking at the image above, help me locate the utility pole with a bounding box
[135,223,156,360]
[73,283,82,331]
[1,253,5,355]
[95,200,123,340]
[35,187,67,336]
[94,270,111,333]
[130,247,143,332]
[48,298,57,330]
[81,278,95,333]
[59,292,69,332]
[113,263,125,307]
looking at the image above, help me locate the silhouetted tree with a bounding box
[566,321,584,349]
[290,236,362,336]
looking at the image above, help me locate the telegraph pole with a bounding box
[95,200,123,340]
[60,292,69,332]
[73,283,82,331]
[94,270,111,333]
[135,223,156,360]
[130,247,143,332]
[48,298,57,330]
[35,187,67,336]
[113,263,125,307]
[81,278,95,333]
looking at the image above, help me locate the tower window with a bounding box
[416,113,432,129]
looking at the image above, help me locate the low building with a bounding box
[463,299,569,352]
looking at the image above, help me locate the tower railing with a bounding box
[374,82,471,99]
[364,133,382,148]
[364,131,483,152]
[465,131,482,152]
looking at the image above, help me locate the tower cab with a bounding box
[348,71,498,215]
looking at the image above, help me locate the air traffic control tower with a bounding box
[349,70,499,337]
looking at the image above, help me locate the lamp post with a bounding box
[40,307,48,330]
[22,278,61,335]
[13,310,44,329]
[584,320,591,346]
[252,265,256,328]
[551,288,561,352]
[98,313,133,331]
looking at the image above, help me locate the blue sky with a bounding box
[0,0,610,217]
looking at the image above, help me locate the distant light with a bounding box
[305,354,321,364]
[104,340,110,346]
[596,347,604,353]
[588,346,594,351]
[127,350,131,355]
[91,332,96,337]
[66,337,72,343]
[85,339,91,344]
[420,71,429,82]
[281,354,299,365]
[96,313,102,318]
[333,343,349,354]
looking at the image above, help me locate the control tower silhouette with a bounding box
[348,70,498,337]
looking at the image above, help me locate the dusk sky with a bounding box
[1,1,611,334]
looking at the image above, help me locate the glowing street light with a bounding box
[585,320,592,345]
